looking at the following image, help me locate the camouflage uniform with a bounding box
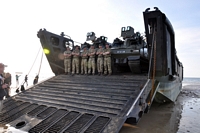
[103,48,112,75]
[97,48,104,74]
[81,49,88,75]
[88,48,96,75]
[64,50,72,73]
[72,49,80,74]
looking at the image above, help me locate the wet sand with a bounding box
[119,85,200,133]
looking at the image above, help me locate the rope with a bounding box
[16,46,42,92]
[37,51,43,75]
[27,47,41,75]
[33,50,43,85]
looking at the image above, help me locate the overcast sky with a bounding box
[0,0,200,78]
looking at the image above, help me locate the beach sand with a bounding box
[119,85,200,133]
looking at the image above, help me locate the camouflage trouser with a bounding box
[72,58,79,74]
[64,59,71,73]
[97,57,103,73]
[88,57,95,74]
[104,57,112,74]
[81,58,88,74]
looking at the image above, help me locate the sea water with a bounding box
[183,77,200,86]
[178,77,200,133]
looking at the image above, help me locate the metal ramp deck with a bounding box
[1,74,149,133]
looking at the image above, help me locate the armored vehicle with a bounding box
[111,26,148,73]
[81,32,108,50]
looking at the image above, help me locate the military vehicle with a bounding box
[81,32,108,50]
[0,7,183,133]
[111,26,148,74]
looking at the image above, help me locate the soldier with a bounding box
[96,44,104,76]
[103,43,112,76]
[63,46,72,75]
[88,45,96,75]
[81,46,88,75]
[72,45,80,75]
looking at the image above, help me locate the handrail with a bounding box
[126,79,150,116]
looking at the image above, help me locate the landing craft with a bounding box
[1,7,183,133]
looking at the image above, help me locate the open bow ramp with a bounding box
[1,74,155,133]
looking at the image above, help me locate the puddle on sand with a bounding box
[177,98,200,133]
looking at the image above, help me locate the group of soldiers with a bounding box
[63,43,112,76]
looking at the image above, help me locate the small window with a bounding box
[50,37,59,46]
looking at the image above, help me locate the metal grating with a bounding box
[9,74,148,133]
[36,107,57,119]
[44,111,80,133]
[29,109,68,133]
[2,99,16,106]
[1,103,38,124]
[1,100,24,114]
[2,103,38,124]
[85,116,111,133]
[27,105,47,117]
[63,114,94,133]
[0,102,31,123]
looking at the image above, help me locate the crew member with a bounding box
[33,75,39,85]
[88,45,96,75]
[96,44,104,76]
[81,46,88,75]
[24,75,28,86]
[3,72,11,98]
[103,43,112,75]
[63,46,72,75]
[72,45,80,75]
[0,63,8,112]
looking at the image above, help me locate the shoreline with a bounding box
[120,85,200,133]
